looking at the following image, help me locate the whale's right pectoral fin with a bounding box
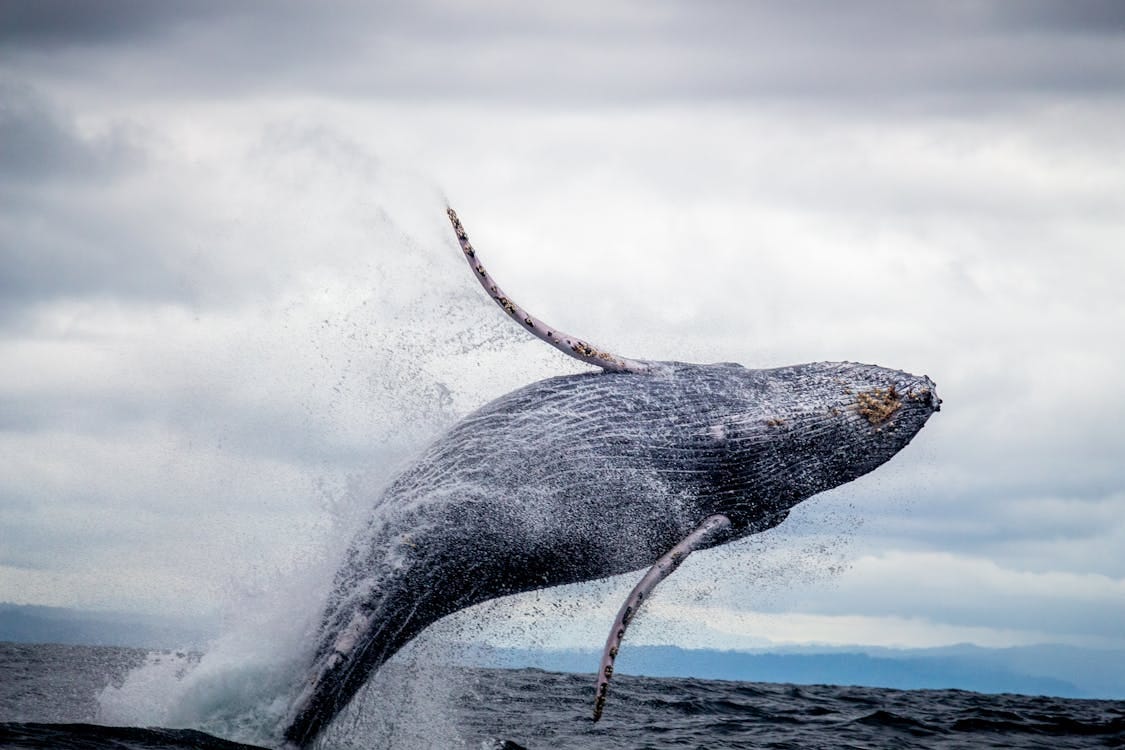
[446,207,652,374]
[592,514,732,722]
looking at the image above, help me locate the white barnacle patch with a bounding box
[572,341,598,358]
[708,423,728,442]
[332,612,371,655]
[906,387,932,404]
[382,532,421,570]
[855,386,902,425]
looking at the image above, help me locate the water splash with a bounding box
[93,141,547,747]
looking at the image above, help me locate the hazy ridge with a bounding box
[476,644,1125,700]
[5,603,1122,700]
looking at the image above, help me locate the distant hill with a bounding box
[0,602,215,650]
[472,643,1125,701]
[4,602,1123,701]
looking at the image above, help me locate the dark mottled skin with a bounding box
[282,361,939,746]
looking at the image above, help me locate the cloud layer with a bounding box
[1,2,1122,654]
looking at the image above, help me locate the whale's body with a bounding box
[282,358,939,745]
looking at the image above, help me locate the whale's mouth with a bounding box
[913,376,941,413]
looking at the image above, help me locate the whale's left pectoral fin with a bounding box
[592,514,732,722]
[446,207,652,374]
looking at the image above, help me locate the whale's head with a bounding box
[683,360,940,532]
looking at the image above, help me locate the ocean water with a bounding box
[1,642,1123,749]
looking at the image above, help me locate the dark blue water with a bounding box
[1,642,1122,749]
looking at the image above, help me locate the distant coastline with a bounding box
[471,643,1125,701]
[3,602,1122,700]
[0,602,216,651]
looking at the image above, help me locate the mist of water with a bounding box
[92,154,555,746]
[92,147,864,748]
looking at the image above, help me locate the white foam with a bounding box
[97,557,332,744]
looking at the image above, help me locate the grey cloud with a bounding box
[857,492,1125,577]
[0,505,140,571]
[0,85,161,316]
[0,196,205,318]
[0,83,143,182]
[0,394,152,435]
[3,2,1124,105]
[0,100,336,321]
[985,0,1125,34]
[0,1,230,47]
[1,1,1121,635]
[792,566,1125,643]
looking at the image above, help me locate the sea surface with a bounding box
[1,641,1122,749]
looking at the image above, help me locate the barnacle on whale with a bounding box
[856,386,902,425]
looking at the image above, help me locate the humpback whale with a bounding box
[280,208,940,746]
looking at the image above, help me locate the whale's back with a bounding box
[283,360,937,746]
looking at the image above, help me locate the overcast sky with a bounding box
[2,1,1124,660]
